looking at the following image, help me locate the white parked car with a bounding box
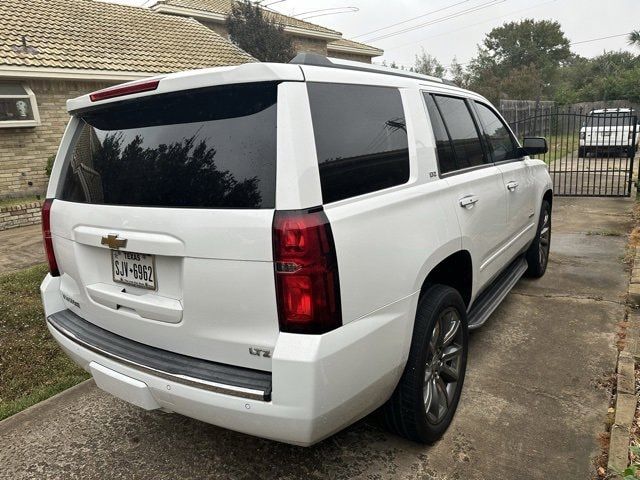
[41,55,552,446]
[578,108,639,157]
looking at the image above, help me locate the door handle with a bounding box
[506,181,519,192]
[459,195,479,209]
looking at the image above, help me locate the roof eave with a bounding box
[152,4,342,40]
[327,44,384,57]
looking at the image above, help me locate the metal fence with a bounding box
[506,107,637,197]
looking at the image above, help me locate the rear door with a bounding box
[473,100,536,257]
[49,82,282,371]
[424,93,509,294]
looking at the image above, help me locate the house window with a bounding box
[0,83,40,128]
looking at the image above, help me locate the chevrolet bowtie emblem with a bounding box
[101,234,127,250]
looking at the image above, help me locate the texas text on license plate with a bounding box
[111,251,156,290]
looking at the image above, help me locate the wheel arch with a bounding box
[418,250,473,308]
[543,188,553,209]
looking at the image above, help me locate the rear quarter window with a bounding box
[307,82,410,204]
[59,82,278,209]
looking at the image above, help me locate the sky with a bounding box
[113,0,640,70]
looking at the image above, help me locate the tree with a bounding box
[227,0,296,62]
[555,51,640,104]
[629,30,640,48]
[414,48,445,77]
[447,56,469,88]
[467,19,571,103]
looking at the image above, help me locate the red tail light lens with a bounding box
[90,79,160,102]
[273,208,341,334]
[41,198,60,277]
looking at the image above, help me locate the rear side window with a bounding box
[432,95,486,171]
[59,82,278,209]
[307,83,410,204]
[424,94,457,174]
[474,102,519,162]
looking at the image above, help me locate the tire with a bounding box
[525,199,551,278]
[383,284,469,443]
[578,147,587,158]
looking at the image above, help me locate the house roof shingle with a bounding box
[0,0,254,74]
[155,0,341,37]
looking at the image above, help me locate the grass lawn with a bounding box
[528,133,581,164]
[0,264,88,421]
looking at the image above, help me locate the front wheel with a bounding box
[383,285,468,443]
[525,200,551,278]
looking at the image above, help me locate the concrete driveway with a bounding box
[0,196,632,480]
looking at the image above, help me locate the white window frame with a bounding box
[0,84,41,128]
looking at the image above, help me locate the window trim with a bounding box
[470,100,523,165]
[422,91,494,179]
[0,84,41,128]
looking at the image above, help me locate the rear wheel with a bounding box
[578,146,587,158]
[383,285,468,443]
[525,200,551,278]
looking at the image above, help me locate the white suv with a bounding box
[41,55,552,446]
[579,108,639,157]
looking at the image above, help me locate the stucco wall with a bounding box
[0,79,113,199]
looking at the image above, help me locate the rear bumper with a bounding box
[48,309,272,401]
[41,274,414,446]
[579,140,633,148]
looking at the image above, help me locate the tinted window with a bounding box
[474,102,519,162]
[60,82,278,209]
[586,114,635,127]
[434,95,486,169]
[424,94,457,174]
[307,83,410,204]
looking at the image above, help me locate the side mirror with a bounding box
[521,137,548,155]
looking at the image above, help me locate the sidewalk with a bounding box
[0,224,44,275]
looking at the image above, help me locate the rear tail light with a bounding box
[41,198,60,277]
[89,79,160,102]
[579,132,585,140]
[273,208,341,334]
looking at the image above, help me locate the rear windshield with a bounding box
[59,82,278,209]
[585,114,636,127]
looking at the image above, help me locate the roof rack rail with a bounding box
[290,53,457,86]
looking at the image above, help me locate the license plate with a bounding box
[111,251,156,290]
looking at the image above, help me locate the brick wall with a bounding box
[0,201,43,231]
[201,20,230,38]
[329,51,374,64]
[291,36,327,56]
[0,79,113,199]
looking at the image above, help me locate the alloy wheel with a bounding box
[539,210,550,269]
[423,307,464,424]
